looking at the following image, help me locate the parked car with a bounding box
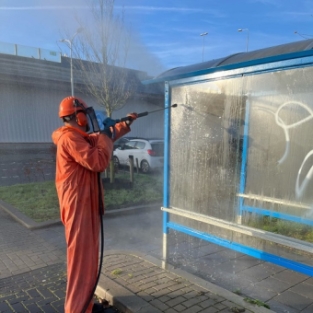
[113,139,164,173]
[113,136,142,150]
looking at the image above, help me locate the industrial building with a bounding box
[0,42,164,144]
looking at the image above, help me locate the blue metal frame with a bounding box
[168,221,313,276]
[242,206,313,227]
[238,99,251,221]
[163,82,170,235]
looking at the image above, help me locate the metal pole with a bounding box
[246,29,250,52]
[70,41,74,96]
[60,28,83,96]
[202,37,204,62]
[162,82,171,269]
[200,32,208,62]
[238,28,249,52]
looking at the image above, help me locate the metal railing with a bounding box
[0,41,61,63]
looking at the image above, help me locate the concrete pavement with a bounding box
[1,204,313,312]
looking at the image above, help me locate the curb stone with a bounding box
[0,199,161,230]
[0,199,61,230]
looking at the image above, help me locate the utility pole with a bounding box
[60,28,84,96]
[200,32,208,62]
[238,28,249,52]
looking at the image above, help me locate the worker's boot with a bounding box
[92,301,116,313]
[92,303,105,312]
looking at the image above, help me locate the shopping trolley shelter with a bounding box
[144,38,313,276]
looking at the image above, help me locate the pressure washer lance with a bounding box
[115,103,178,123]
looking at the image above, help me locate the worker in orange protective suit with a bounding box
[52,96,137,313]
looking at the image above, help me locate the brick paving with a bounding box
[0,263,121,313]
[96,252,273,313]
[2,204,313,312]
[0,263,66,313]
[0,250,271,313]
[0,208,65,280]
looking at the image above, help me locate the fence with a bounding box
[0,41,61,62]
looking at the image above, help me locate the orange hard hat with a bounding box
[58,96,88,118]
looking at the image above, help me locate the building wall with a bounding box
[112,97,164,139]
[0,55,164,143]
[1,82,61,143]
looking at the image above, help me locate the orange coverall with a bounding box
[52,123,129,313]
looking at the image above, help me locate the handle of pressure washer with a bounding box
[117,112,148,123]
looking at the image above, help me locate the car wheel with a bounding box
[140,160,150,173]
[113,156,120,168]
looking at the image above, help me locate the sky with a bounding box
[1,0,313,76]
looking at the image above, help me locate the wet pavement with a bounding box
[1,203,313,312]
[0,263,66,313]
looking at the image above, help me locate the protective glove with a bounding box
[125,113,138,126]
[103,117,116,129]
[101,117,116,139]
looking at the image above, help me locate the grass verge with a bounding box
[0,171,163,223]
[246,215,313,243]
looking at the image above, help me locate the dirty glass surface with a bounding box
[170,78,244,222]
[169,66,313,254]
[241,67,313,245]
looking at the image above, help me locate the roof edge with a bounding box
[142,48,313,85]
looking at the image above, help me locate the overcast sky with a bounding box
[1,0,313,76]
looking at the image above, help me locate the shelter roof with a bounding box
[145,39,313,84]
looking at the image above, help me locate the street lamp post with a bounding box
[294,31,313,39]
[238,28,249,52]
[200,32,208,62]
[60,28,83,96]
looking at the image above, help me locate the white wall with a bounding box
[112,98,164,139]
[0,81,163,142]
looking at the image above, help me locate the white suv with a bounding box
[113,139,164,173]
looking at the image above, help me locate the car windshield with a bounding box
[124,141,137,149]
[151,142,164,156]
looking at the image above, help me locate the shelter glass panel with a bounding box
[242,67,313,244]
[168,66,313,267]
[170,77,244,223]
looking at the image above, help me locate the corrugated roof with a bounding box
[150,39,313,83]
[220,38,313,66]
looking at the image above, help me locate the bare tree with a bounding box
[73,0,135,117]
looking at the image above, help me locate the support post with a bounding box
[109,160,115,183]
[162,81,171,269]
[129,155,134,183]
